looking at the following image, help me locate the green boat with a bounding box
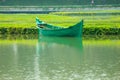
[36,17,84,37]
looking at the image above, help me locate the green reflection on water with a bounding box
[0,37,120,80]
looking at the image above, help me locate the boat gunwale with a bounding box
[38,20,83,31]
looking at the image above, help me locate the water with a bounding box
[0,36,120,80]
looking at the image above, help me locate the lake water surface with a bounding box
[0,36,120,80]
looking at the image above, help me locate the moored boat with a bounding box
[36,17,84,37]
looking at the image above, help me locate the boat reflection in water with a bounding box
[37,36,83,53]
[35,36,84,80]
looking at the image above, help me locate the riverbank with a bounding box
[0,34,120,40]
[0,8,120,35]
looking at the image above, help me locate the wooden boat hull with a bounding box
[36,18,83,37]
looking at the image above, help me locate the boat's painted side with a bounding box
[36,18,83,37]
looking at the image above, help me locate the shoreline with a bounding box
[0,34,120,40]
[0,27,120,35]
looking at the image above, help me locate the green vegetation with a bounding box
[0,14,79,28]
[0,14,80,34]
[0,9,120,35]
[51,11,120,35]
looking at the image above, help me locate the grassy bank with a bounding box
[0,14,79,34]
[0,14,79,28]
[0,10,120,35]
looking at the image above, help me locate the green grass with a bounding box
[0,10,120,35]
[0,10,120,28]
[50,11,120,28]
[0,14,80,28]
